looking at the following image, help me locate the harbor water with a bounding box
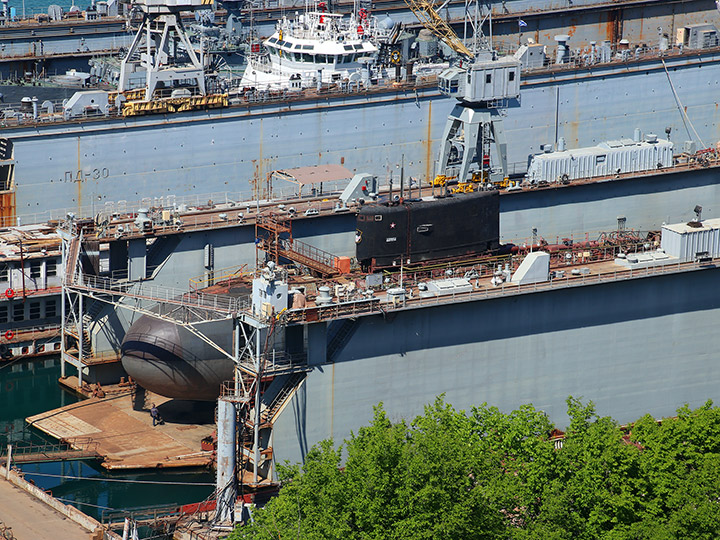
[0,356,215,523]
[5,0,91,19]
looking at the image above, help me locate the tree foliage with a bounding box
[229,397,720,540]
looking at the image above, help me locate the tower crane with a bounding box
[405,0,521,187]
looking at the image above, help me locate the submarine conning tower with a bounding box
[355,190,500,270]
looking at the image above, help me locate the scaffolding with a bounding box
[59,218,308,525]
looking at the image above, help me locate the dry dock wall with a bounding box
[272,265,720,465]
[90,165,720,358]
[6,49,720,222]
[499,165,720,242]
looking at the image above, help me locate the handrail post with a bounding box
[5,444,12,478]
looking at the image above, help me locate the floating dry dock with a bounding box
[27,389,216,470]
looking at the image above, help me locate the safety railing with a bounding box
[280,237,338,272]
[188,264,251,291]
[1,436,100,460]
[284,258,718,323]
[69,273,244,316]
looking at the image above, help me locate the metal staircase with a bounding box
[256,212,339,277]
[146,235,182,277]
[260,371,307,426]
[327,317,359,362]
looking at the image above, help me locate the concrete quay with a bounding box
[0,464,120,540]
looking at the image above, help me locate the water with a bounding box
[7,0,95,20]
[0,357,215,527]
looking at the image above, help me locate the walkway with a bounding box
[0,476,93,540]
[27,391,215,470]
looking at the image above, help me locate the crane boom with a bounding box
[404,0,474,59]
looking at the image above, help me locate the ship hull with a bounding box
[120,314,235,401]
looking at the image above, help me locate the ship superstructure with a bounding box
[0,223,63,362]
[241,2,393,90]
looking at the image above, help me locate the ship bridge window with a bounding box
[302,53,313,62]
[47,259,57,277]
[30,261,41,279]
[509,71,515,81]
[29,301,41,320]
[293,43,302,49]
[344,44,353,51]
[485,73,492,84]
[353,44,363,50]
[268,37,278,44]
[450,79,459,93]
[45,299,57,318]
[12,302,24,322]
[0,305,7,324]
[302,44,314,50]
[596,155,606,163]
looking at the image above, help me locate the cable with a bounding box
[661,58,706,148]
[54,497,117,511]
[18,471,215,486]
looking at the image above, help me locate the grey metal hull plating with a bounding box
[272,264,720,465]
[7,48,720,223]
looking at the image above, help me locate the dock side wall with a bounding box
[273,266,720,465]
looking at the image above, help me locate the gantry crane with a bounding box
[405,0,521,187]
[115,0,228,115]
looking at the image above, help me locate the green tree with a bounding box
[230,398,720,540]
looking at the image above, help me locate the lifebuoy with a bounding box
[4,288,14,299]
[4,330,13,340]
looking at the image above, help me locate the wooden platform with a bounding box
[27,390,216,471]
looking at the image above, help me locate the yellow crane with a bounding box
[403,0,474,59]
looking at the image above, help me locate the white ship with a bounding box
[241,2,395,90]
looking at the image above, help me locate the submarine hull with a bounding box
[120,315,235,401]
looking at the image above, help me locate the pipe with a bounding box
[216,398,237,523]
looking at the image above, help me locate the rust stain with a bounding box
[76,137,82,212]
[604,9,623,44]
[567,24,577,39]
[567,120,580,148]
[424,101,433,183]
[0,191,16,227]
